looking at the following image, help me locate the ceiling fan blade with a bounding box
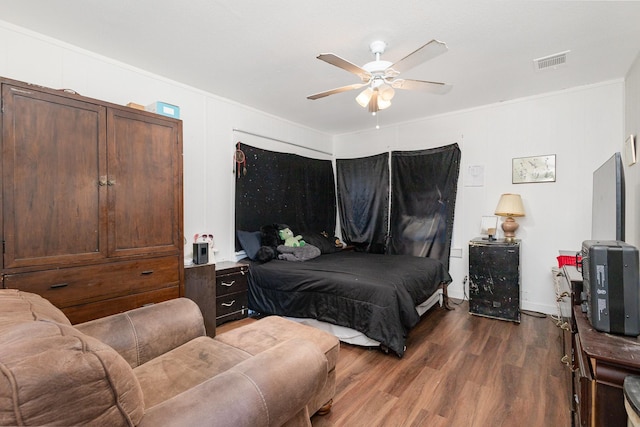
[391,79,452,94]
[307,83,368,100]
[317,53,371,82]
[387,40,448,75]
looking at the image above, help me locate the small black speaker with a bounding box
[193,242,209,264]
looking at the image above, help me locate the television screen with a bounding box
[592,152,625,241]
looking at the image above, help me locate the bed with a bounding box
[246,250,452,357]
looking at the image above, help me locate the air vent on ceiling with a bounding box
[533,50,570,71]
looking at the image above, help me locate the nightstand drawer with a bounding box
[216,292,248,323]
[216,270,248,297]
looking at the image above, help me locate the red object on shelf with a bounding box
[557,255,581,267]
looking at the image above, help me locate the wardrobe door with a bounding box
[106,108,182,258]
[2,83,107,269]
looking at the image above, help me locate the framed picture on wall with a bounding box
[512,154,556,184]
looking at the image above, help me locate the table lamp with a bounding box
[495,193,525,242]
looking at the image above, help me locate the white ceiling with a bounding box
[1,0,640,135]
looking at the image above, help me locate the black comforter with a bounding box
[247,251,452,357]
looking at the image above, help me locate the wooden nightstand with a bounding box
[215,261,250,325]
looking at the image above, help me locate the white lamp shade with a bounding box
[379,85,395,101]
[356,88,373,108]
[377,98,391,110]
[495,193,525,217]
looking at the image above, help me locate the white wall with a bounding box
[334,82,624,313]
[625,53,640,249]
[0,21,333,264]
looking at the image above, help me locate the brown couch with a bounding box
[0,289,339,427]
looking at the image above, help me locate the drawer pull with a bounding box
[50,283,69,289]
[221,300,236,307]
[141,270,154,275]
[221,280,235,287]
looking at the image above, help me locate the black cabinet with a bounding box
[468,238,521,322]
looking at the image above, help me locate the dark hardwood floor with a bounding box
[218,300,571,427]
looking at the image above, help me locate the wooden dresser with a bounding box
[562,265,640,426]
[572,305,640,426]
[1,77,184,323]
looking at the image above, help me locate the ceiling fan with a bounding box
[307,40,452,114]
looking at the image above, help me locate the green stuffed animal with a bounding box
[278,227,306,247]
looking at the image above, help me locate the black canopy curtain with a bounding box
[336,143,460,269]
[234,144,336,247]
[336,153,389,253]
[389,144,461,269]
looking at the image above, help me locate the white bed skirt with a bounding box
[285,288,443,348]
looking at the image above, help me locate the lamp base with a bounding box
[501,216,519,242]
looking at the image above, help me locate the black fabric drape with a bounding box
[389,144,461,269]
[235,144,336,248]
[336,153,389,253]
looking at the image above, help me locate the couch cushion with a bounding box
[77,298,206,368]
[0,320,144,426]
[215,316,339,371]
[134,336,252,409]
[0,289,70,328]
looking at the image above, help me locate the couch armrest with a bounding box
[75,298,206,368]
[139,337,328,427]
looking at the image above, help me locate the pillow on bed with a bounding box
[302,232,341,254]
[236,230,262,260]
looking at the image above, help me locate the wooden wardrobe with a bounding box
[1,77,184,323]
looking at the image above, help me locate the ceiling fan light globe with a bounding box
[378,98,392,110]
[379,85,395,101]
[356,87,373,108]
